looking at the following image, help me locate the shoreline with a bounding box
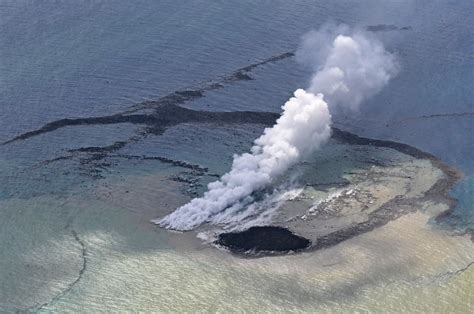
[331,127,464,228]
[216,127,466,257]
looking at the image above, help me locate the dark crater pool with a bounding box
[216,226,311,256]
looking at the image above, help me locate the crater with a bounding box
[216,226,311,256]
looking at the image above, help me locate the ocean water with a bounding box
[0,0,473,312]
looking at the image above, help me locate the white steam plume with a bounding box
[297,24,399,111]
[154,25,398,231]
[156,90,331,230]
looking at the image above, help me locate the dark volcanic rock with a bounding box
[366,24,412,32]
[216,226,311,255]
[366,24,399,32]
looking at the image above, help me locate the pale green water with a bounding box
[1,136,473,312]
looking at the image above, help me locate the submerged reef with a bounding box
[5,99,463,257]
[4,49,467,258]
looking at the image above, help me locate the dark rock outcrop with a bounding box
[216,226,311,256]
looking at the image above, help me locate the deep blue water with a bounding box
[0,1,472,228]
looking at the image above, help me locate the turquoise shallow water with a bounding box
[0,0,473,311]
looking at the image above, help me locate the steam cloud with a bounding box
[297,24,398,111]
[157,90,331,230]
[154,25,398,231]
